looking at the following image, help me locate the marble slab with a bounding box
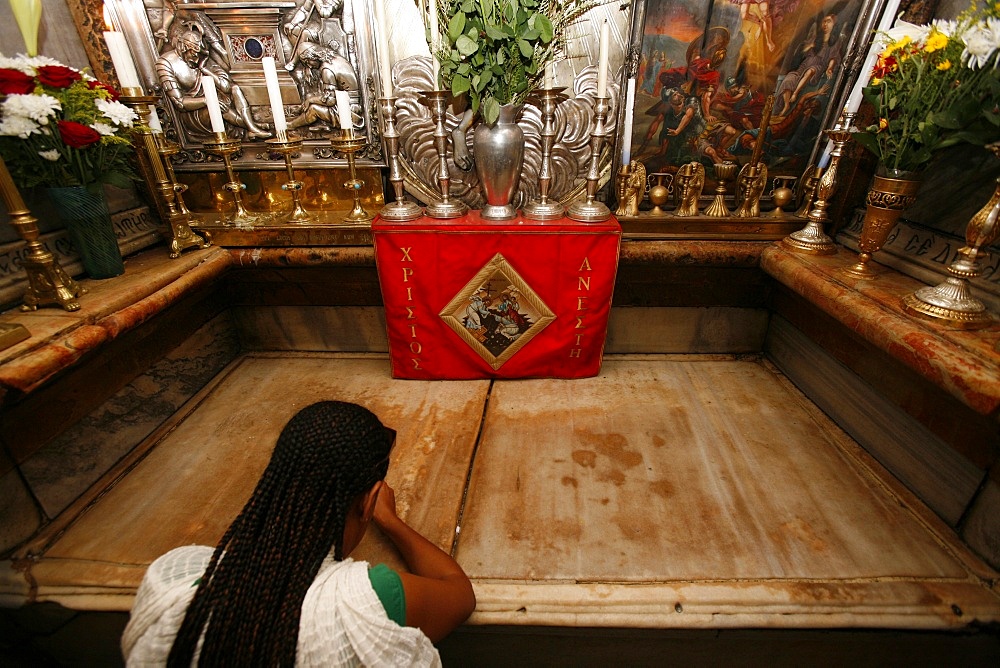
[18,355,487,605]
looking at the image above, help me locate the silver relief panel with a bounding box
[109,0,382,169]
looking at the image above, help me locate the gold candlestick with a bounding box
[704,161,737,217]
[378,96,423,221]
[266,134,313,223]
[328,129,372,224]
[903,143,1000,328]
[121,92,210,257]
[524,87,568,220]
[203,132,263,228]
[0,157,84,311]
[423,90,468,219]
[784,113,855,255]
[567,96,612,222]
[794,165,823,218]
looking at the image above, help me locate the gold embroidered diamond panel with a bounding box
[440,253,556,370]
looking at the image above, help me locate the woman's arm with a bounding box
[372,481,476,643]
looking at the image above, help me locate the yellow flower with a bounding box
[924,31,948,53]
[871,76,883,86]
[878,118,888,132]
[885,35,911,55]
[937,59,952,70]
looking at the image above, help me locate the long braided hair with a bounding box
[167,401,395,666]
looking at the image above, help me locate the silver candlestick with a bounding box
[423,90,468,219]
[783,112,855,255]
[379,96,423,221]
[567,95,612,222]
[523,87,567,220]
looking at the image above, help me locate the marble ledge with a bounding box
[761,244,1000,418]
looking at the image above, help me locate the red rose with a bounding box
[36,65,81,89]
[58,120,101,148]
[0,68,35,94]
[88,80,120,101]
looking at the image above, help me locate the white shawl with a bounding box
[122,545,440,667]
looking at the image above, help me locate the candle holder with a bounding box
[524,87,568,220]
[328,129,373,224]
[203,132,267,228]
[567,95,612,222]
[0,157,84,311]
[733,163,768,217]
[122,92,210,257]
[266,133,313,224]
[423,90,468,219]
[703,161,737,217]
[378,96,423,221]
[785,114,855,255]
[903,145,1000,328]
[794,165,823,218]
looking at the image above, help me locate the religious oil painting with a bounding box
[440,254,556,370]
[629,0,864,185]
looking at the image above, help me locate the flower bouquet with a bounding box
[854,4,1000,175]
[0,53,138,191]
[0,54,139,278]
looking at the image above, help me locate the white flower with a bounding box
[880,20,930,48]
[92,121,117,136]
[961,19,1000,69]
[95,97,137,127]
[0,53,34,74]
[929,19,958,39]
[0,115,39,138]
[38,149,60,161]
[1,93,60,124]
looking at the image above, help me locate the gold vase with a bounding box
[842,170,922,279]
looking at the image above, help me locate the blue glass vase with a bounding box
[48,186,124,279]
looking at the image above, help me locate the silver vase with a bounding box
[474,103,524,220]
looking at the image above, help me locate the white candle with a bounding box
[103,30,142,90]
[148,104,162,133]
[336,90,353,130]
[201,74,226,134]
[545,62,555,89]
[428,0,439,88]
[621,77,636,164]
[845,0,902,114]
[818,139,833,168]
[596,20,610,98]
[374,0,393,97]
[261,56,287,136]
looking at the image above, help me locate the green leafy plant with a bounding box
[430,0,605,124]
[854,3,1000,174]
[0,53,138,192]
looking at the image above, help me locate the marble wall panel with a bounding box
[20,313,241,519]
[962,479,1000,571]
[231,306,389,352]
[606,307,768,354]
[766,315,983,526]
[0,449,41,554]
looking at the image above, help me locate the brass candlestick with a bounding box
[704,161,737,217]
[379,96,423,221]
[203,132,262,228]
[0,156,84,311]
[423,90,468,219]
[734,95,773,218]
[567,95,612,222]
[903,145,1000,328]
[266,134,313,223]
[795,165,823,218]
[524,87,568,220]
[328,129,372,224]
[785,113,855,255]
[121,92,210,257]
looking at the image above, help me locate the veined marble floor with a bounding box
[14,353,1000,628]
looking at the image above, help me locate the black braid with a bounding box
[167,401,394,667]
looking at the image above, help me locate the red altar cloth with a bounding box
[373,211,621,379]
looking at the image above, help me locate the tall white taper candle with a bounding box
[621,78,636,164]
[336,90,353,130]
[103,30,142,89]
[201,74,226,134]
[429,0,439,88]
[597,20,610,98]
[262,56,287,136]
[375,0,393,97]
